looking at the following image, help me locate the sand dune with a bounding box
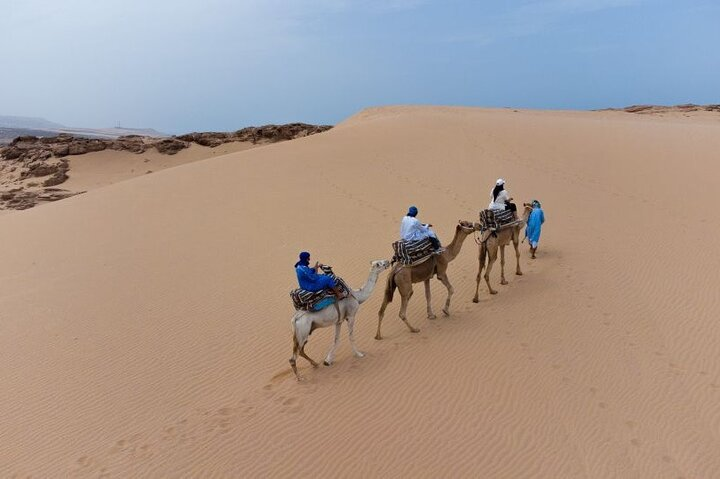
[1,106,719,477]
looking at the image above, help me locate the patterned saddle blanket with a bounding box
[392,238,436,266]
[478,208,515,231]
[290,265,350,311]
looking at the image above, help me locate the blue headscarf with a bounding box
[295,251,310,268]
[407,206,418,217]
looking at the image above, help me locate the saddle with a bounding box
[392,238,437,266]
[290,265,350,311]
[478,208,515,232]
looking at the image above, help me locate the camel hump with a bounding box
[479,208,515,231]
[392,238,435,265]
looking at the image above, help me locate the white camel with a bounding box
[290,259,391,381]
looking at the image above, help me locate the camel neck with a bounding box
[444,227,469,261]
[355,268,381,304]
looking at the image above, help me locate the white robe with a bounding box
[488,189,510,210]
[400,216,437,241]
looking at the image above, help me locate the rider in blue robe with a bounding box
[295,251,341,296]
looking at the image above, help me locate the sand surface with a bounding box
[62,142,257,192]
[1,106,719,477]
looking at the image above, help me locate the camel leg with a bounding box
[484,246,498,295]
[500,245,508,285]
[347,315,365,358]
[324,322,342,366]
[473,243,486,303]
[290,332,301,381]
[425,280,436,319]
[514,236,523,275]
[438,274,454,316]
[376,297,389,340]
[298,341,319,369]
[399,287,420,333]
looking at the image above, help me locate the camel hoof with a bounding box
[500,280,508,285]
[442,309,450,317]
[374,334,383,340]
[410,328,420,334]
[323,360,332,366]
[472,297,479,303]
[490,290,498,295]
[516,272,523,276]
[355,351,365,358]
[428,314,437,320]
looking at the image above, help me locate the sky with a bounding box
[2,0,719,133]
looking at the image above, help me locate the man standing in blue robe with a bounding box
[525,200,545,259]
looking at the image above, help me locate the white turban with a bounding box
[496,178,505,185]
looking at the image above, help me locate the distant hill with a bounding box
[1,127,61,144]
[0,115,66,130]
[0,115,168,144]
[600,104,720,114]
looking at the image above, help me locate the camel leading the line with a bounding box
[472,203,533,301]
[290,259,390,381]
[375,221,476,340]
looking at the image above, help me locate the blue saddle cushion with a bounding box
[312,296,336,311]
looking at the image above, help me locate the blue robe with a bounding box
[296,265,337,292]
[525,207,545,244]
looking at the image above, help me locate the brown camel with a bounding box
[472,203,532,301]
[375,220,476,340]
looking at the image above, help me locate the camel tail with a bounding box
[384,269,397,304]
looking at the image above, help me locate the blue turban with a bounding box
[295,251,311,268]
[407,206,418,217]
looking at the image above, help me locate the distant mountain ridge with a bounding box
[0,115,167,145]
[601,103,720,114]
[0,115,66,130]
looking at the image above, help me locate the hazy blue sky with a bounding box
[2,0,719,133]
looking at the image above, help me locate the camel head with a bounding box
[457,220,476,234]
[521,202,533,221]
[370,259,392,273]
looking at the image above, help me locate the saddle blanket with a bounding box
[392,237,436,265]
[479,208,515,231]
[290,265,349,311]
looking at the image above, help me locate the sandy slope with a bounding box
[1,106,719,478]
[62,142,255,192]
